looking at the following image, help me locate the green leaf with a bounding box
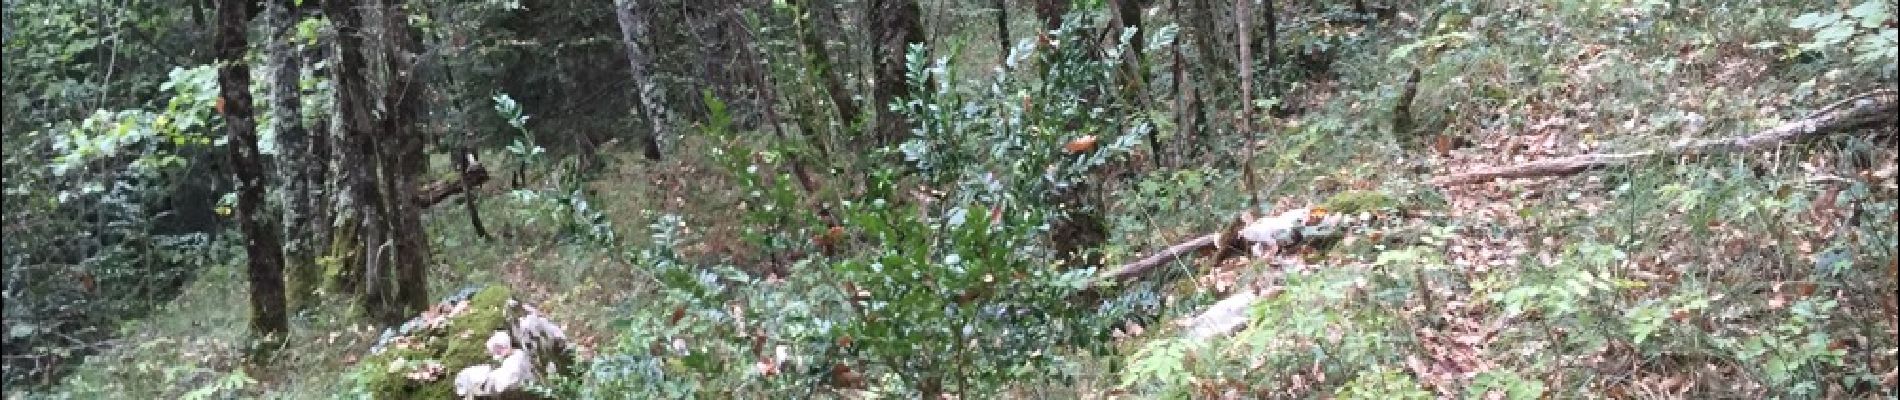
[1814,24,1859,45]
[7,323,39,338]
[1847,1,1891,27]
[1789,12,1842,30]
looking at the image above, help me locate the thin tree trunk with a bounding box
[440,68,493,240]
[266,0,320,314]
[1261,0,1276,74]
[1167,17,1187,168]
[1393,67,1421,135]
[1112,0,1144,58]
[1110,0,1156,166]
[322,0,397,323]
[216,0,288,348]
[378,0,433,318]
[1235,0,1259,209]
[994,0,1008,65]
[869,0,926,146]
[614,0,668,161]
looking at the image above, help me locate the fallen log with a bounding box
[1434,89,1898,186]
[414,160,492,208]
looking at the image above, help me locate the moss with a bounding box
[354,285,523,399]
[1321,190,1399,214]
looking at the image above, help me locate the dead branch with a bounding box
[1434,89,1898,186]
[1097,233,1224,285]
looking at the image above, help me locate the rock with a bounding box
[454,364,496,397]
[352,285,579,399]
[485,331,512,360]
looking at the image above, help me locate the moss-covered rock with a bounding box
[352,285,576,399]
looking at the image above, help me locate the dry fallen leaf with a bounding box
[1064,135,1099,154]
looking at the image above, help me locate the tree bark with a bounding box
[322,0,398,323]
[1235,0,1260,209]
[216,0,288,347]
[1033,0,1067,32]
[377,0,434,319]
[792,0,860,129]
[1259,0,1276,90]
[303,12,334,285]
[266,0,321,314]
[613,0,668,161]
[869,0,926,146]
[994,0,1009,65]
[1180,0,1231,101]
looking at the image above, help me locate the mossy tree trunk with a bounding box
[266,0,322,314]
[216,0,289,348]
[323,0,403,325]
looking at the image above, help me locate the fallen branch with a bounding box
[1434,89,1898,186]
[414,160,492,208]
[1094,208,1347,287]
[1097,233,1224,285]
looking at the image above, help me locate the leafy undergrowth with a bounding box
[22,0,1896,398]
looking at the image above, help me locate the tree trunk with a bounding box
[869,0,925,146]
[266,0,320,314]
[1236,0,1260,208]
[1261,0,1276,73]
[216,0,288,348]
[1033,0,1067,32]
[792,0,860,129]
[303,13,334,285]
[322,0,399,324]
[377,0,434,319]
[1181,0,1231,102]
[613,0,668,161]
[994,0,1008,65]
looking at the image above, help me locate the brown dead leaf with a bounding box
[1064,135,1099,154]
[830,363,865,388]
